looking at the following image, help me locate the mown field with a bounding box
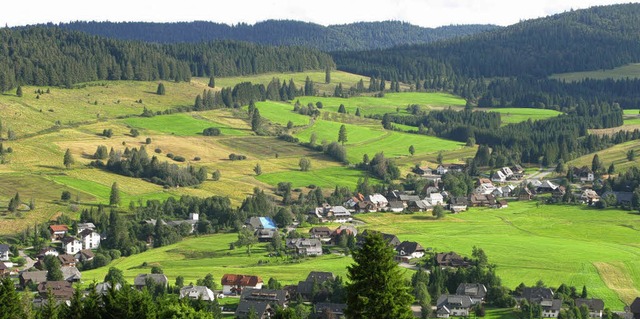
[550,63,640,81]
[80,201,640,310]
[484,108,563,125]
[357,201,640,309]
[568,140,640,172]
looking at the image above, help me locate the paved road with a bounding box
[18,249,35,271]
[527,168,555,180]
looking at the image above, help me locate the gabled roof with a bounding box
[0,262,8,270]
[58,254,76,265]
[61,236,81,245]
[245,217,277,230]
[77,249,95,260]
[0,244,9,253]
[575,298,605,312]
[539,299,562,311]
[134,273,168,287]
[61,266,82,281]
[20,270,48,283]
[37,281,74,300]
[456,283,487,299]
[95,282,122,295]
[49,225,69,232]
[180,285,215,301]
[437,294,473,309]
[521,287,554,301]
[629,297,640,313]
[77,222,96,230]
[235,300,272,319]
[436,252,470,267]
[241,288,288,306]
[396,241,425,256]
[79,228,98,237]
[388,200,404,209]
[315,303,346,315]
[309,227,332,237]
[221,274,263,287]
[306,271,335,283]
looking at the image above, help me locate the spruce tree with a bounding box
[208,76,215,88]
[325,66,331,84]
[156,82,165,95]
[338,125,348,145]
[253,163,262,176]
[409,145,415,156]
[251,108,262,133]
[16,85,23,97]
[109,182,121,207]
[345,232,413,319]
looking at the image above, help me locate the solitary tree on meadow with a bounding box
[254,163,262,176]
[299,157,311,171]
[338,125,348,145]
[409,145,415,156]
[109,182,121,207]
[63,148,74,169]
[208,76,215,88]
[325,66,331,84]
[156,83,166,95]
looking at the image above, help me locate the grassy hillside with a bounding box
[484,108,563,125]
[568,140,640,172]
[550,63,640,81]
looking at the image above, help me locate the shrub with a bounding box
[193,157,201,161]
[61,191,72,201]
[202,127,221,136]
[166,153,174,159]
[173,156,186,162]
[154,148,162,153]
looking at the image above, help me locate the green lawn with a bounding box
[623,109,640,125]
[294,92,466,117]
[357,201,640,309]
[550,63,640,81]
[82,233,353,287]
[254,101,312,126]
[484,108,563,125]
[123,113,250,136]
[256,166,376,189]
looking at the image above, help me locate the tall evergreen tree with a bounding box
[345,232,413,319]
[251,108,262,133]
[156,82,166,95]
[208,76,215,88]
[0,277,25,319]
[338,125,348,145]
[16,85,22,97]
[109,182,121,207]
[325,66,331,84]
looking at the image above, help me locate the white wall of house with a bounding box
[82,232,101,250]
[65,240,82,255]
[542,310,559,318]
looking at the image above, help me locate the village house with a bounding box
[430,192,445,206]
[0,244,10,261]
[469,193,497,207]
[518,187,534,200]
[476,183,497,195]
[0,262,9,277]
[166,213,200,234]
[436,294,474,318]
[76,249,95,263]
[354,200,377,213]
[387,200,405,212]
[343,193,365,211]
[179,285,215,301]
[501,166,514,178]
[575,298,605,319]
[245,216,278,242]
[286,238,323,256]
[313,205,352,223]
[395,241,426,262]
[330,225,357,245]
[49,225,69,241]
[58,254,76,267]
[368,193,389,209]
[450,197,469,213]
[134,273,168,290]
[456,283,487,304]
[221,274,263,295]
[95,282,122,295]
[492,170,507,183]
[497,200,509,209]
[296,271,335,300]
[436,252,471,268]
[241,288,289,308]
[36,281,74,301]
[581,189,600,205]
[314,303,347,318]
[235,301,273,319]
[540,299,563,318]
[61,265,82,282]
[408,199,433,212]
[358,230,401,248]
[19,270,48,288]
[62,236,82,255]
[537,180,559,193]
[76,222,96,234]
[572,166,595,182]
[309,227,332,241]
[602,191,633,206]
[79,228,101,250]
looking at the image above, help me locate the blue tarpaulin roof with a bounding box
[259,217,277,229]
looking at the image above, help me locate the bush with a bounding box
[154,148,162,153]
[166,153,174,159]
[229,153,247,161]
[202,127,221,136]
[172,156,186,162]
[193,157,201,161]
[61,191,72,201]
[145,137,152,144]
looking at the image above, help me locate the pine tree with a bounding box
[0,277,25,318]
[156,83,166,95]
[592,154,603,173]
[208,76,215,88]
[338,104,346,113]
[355,108,361,117]
[409,145,415,156]
[254,163,262,176]
[325,66,331,84]
[338,125,348,145]
[345,232,413,319]
[16,85,23,97]
[251,108,262,133]
[109,182,120,207]
[63,148,74,169]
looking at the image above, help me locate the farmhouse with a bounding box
[61,265,82,282]
[358,230,400,248]
[49,225,69,241]
[0,244,10,261]
[429,192,445,206]
[469,194,496,207]
[537,180,559,193]
[629,297,640,319]
[387,200,405,212]
[76,249,95,263]
[221,274,263,295]
[492,171,507,183]
[19,270,48,288]
[436,252,471,268]
[313,205,352,223]
[456,283,487,304]
[166,213,199,234]
[297,271,335,300]
[241,288,289,307]
[408,199,433,212]
[134,273,168,290]
[540,299,563,318]
[76,222,96,234]
[79,228,101,250]
[179,285,215,301]
[314,303,347,318]
[36,281,74,301]
[395,241,426,262]
[309,227,332,241]
[58,254,76,267]
[450,197,468,213]
[62,236,82,255]
[581,189,600,205]
[286,238,323,256]
[572,166,595,182]
[368,193,389,209]
[436,294,474,318]
[575,298,605,318]
[235,301,273,319]
[518,187,534,200]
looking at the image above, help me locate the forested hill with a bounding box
[0,27,334,91]
[51,20,500,51]
[334,3,640,79]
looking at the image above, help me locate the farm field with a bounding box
[550,63,640,81]
[256,166,376,189]
[484,108,563,125]
[568,140,640,172]
[357,201,640,309]
[123,112,251,136]
[623,109,640,125]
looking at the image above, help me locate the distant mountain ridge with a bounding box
[48,20,501,51]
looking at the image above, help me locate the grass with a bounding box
[550,63,640,81]
[293,92,466,117]
[356,201,640,309]
[483,108,563,125]
[81,233,354,287]
[567,140,640,172]
[254,101,312,126]
[256,166,376,189]
[123,112,251,136]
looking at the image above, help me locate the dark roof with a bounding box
[388,200,404,209]
[306,271,335,283]
[359,230,401,247]
[314,303,347,315]
[521,287,554,301]
[0,262,7,270]
[235,300,272,319]
[630,297,640,313]
[539,299,562,311]
[79,228,96,237]
[221,274,263,287]
[58,254,76,265]
[37,281,74,300]
[20,270,48,284]
[134,274,168,287]
[61,236,80,245]
[456,283,487,299]
[241,288,288,306]
[437,294,473,309]
[309,227,332,237]
[575,298,605,312]
[78,249,95,259]
[0,244,9,253]
[436,252,471,267]
[396,241,425,256]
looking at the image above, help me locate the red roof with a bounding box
[49,225,69,232]
[221,274,263,287]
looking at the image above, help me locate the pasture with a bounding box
[123,112,251,136]
[256,166,376,189]
[357,201,640,309]
[484,108,563,125]
[568,140,640,172]
[550,63,640,81]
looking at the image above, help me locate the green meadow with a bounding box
[485,108,563,125]
[550,63,640,81]
[254,101,312,126]
[568,140,640,172]
[123,113,250,136]
[256,166,376,189]
[357,201,640,309]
